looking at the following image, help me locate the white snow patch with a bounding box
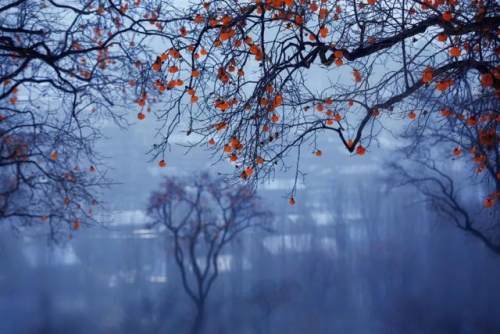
[110,210,151,226]
[311,211,334,225]
[149,275,168,283]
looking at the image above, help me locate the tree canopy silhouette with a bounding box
[0,0,177,239]
[1,0,498,236]
[140,0,498,204]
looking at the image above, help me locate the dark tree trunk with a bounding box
[190,300,205,334]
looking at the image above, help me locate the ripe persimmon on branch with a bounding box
[1,0,498,238]
[141,0,498,202]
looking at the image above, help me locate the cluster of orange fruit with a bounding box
[422,66,498,93]
[2,80,19,105]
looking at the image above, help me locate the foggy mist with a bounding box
[2,0,499,333]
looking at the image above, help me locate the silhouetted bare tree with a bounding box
[147,173,272,333]
[389,88,499,254]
